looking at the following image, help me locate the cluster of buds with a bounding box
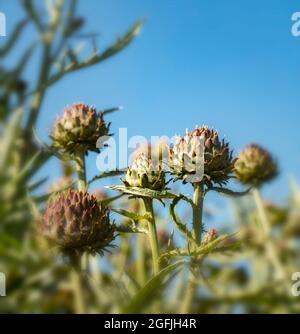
[124,152,166,191]
[45,97,279,265]
[170,126,235,186]
[40,190,115,255]
[235,144,278,187]
[51,103,110,155]
[44,103,116,258]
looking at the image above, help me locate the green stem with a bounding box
[180,277,197,314]
[90,256,101,285]
[26,47,50,130]
[143,198,160,275]
[69,254,86,314]
[192,183,204,244]
[252,188,286,282]
[181,183,204,314]
[26,0,65,129]
[75,150,86,191]
[137,232,146,285]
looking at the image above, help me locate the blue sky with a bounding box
[1,0,300,202]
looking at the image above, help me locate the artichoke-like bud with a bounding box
[124,152,166,191]
[41,190,115,255]
[170,126,235,185]
[235,144,278,187]
[51,103,110,154]
[203,228,218,244]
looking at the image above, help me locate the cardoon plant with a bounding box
[124,151,166,274]
[235,144,287,285]
[3,0,299,315]
[169,126,237,312]
[170,126,236,244]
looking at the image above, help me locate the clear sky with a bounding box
[1,0,300,202]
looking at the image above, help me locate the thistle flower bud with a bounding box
[170,126,235,185]
[41,190,115,255]
[235,144,278,187]
[124,152,166,191]
[51,103,110,154]
[203,229,218,244]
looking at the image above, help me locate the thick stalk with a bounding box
[192,183,204,244]
[143,198,160,275]
[137,232,146,285]
[75,150,86,191]
[252,188,286,282]
[90,256,102,286]
[181,183,204,314]
[180,277,197,314]
[69,254,85,314]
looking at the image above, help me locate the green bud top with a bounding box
[235,144,278,187]
[124,152,166,191]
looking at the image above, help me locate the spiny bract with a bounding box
[41,190,115,255]
[170,126,235,186]
[235,144,278,187]
[124,152,166,191]
[51,103,110,154]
